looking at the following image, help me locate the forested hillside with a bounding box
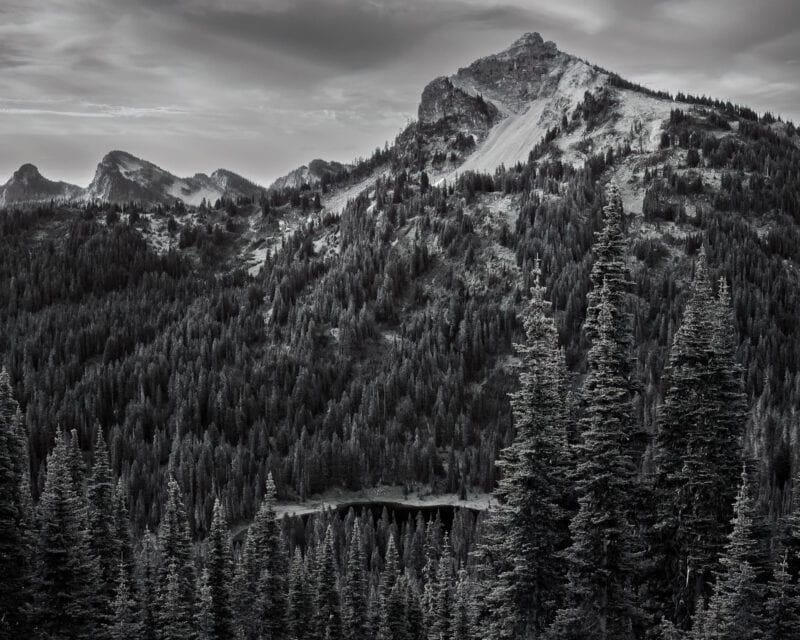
[2,32,800,640]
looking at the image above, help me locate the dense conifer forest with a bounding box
[2,87,800,639]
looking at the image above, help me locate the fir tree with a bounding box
[381,577,409,640]
[32,431,97,639]
[160,559,193,640]
[763,552,800,640]
[136,527,160,640]
[87,429,119,631]
[405,581,425,640]
[775,470,800,580]
[287,547,313,640]
[234,473,287,640]
[157,476,195,635]
[451,569,473,640]
[432,535,453,640]
[585,181,629,352]
[549,283,638,640]
[342,520,369,640]
[112,479,134,581]
[204,498,233,639]
[0,368,30,639]
[314,525,342,640]
[109,559,143,640]
[653,253,745,623]
[692,468,765,639]
[195,568,215,640]
[478,258,568,638]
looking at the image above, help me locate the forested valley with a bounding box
[2,95,800,639]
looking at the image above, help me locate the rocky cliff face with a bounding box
[418,77,500,134]
[450,32,568,113]
[0,164,83,206]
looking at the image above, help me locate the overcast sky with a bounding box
[2,0,799,186]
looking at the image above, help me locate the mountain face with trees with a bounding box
[2,33,800,639]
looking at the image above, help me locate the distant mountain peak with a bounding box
[270,159,350,190]
[13,163,42,181]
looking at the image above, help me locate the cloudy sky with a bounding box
[2,0,798,186]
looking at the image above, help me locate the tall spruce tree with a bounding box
[137,527,160,640]
[433,535,453,640]
[342,520,369,640]
[549,283,639,640]
[195,568,215,640]
[478,258,568,638]
[314,524,342,640]
[451,569,473,640]
[157,476,195,635]
[692,468,765,639]
[160,559,193,640]
[87,429,118,632]
[0,368,30,639]
[585,181,629,355]
[204,498,233,639]
[763,552,800,640]
[776,471,800,581]
[653,253,745,624]
[109,559,143,640]
[287,547,313,640]
[235,473,287,640]
[112,478,134,581]
[32,431,98,639]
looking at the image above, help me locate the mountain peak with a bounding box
[13,163,43,182]
[101,149,140,165]
[509,31,545,49]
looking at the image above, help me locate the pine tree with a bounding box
[235,473,287,640]
[203,498,233,639]
[776,471,800,581]
[763,552,800,640]
[87,428,119,631]
[549,283,638,640]
[432,535,453,640]
[136,527,160,640]
[692,468,765,639]
[287,547,313,640]
[342,521,369,640]
[478,259,568,638]
[381,533,400,598]
[160,559,193,640]
[585,181,629,352]
[109,559,143,640]
[381,577,409,640]
[451,569,473,640]
[112,478,134,581]
[405,581,425,640]
[195,568,215,640]
[32,431,97,639]
[0,368,30,639]
[653,253,745,623]
[157,476,195,635]
[314,525,341,640]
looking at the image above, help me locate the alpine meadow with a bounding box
[3,6,800,640]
